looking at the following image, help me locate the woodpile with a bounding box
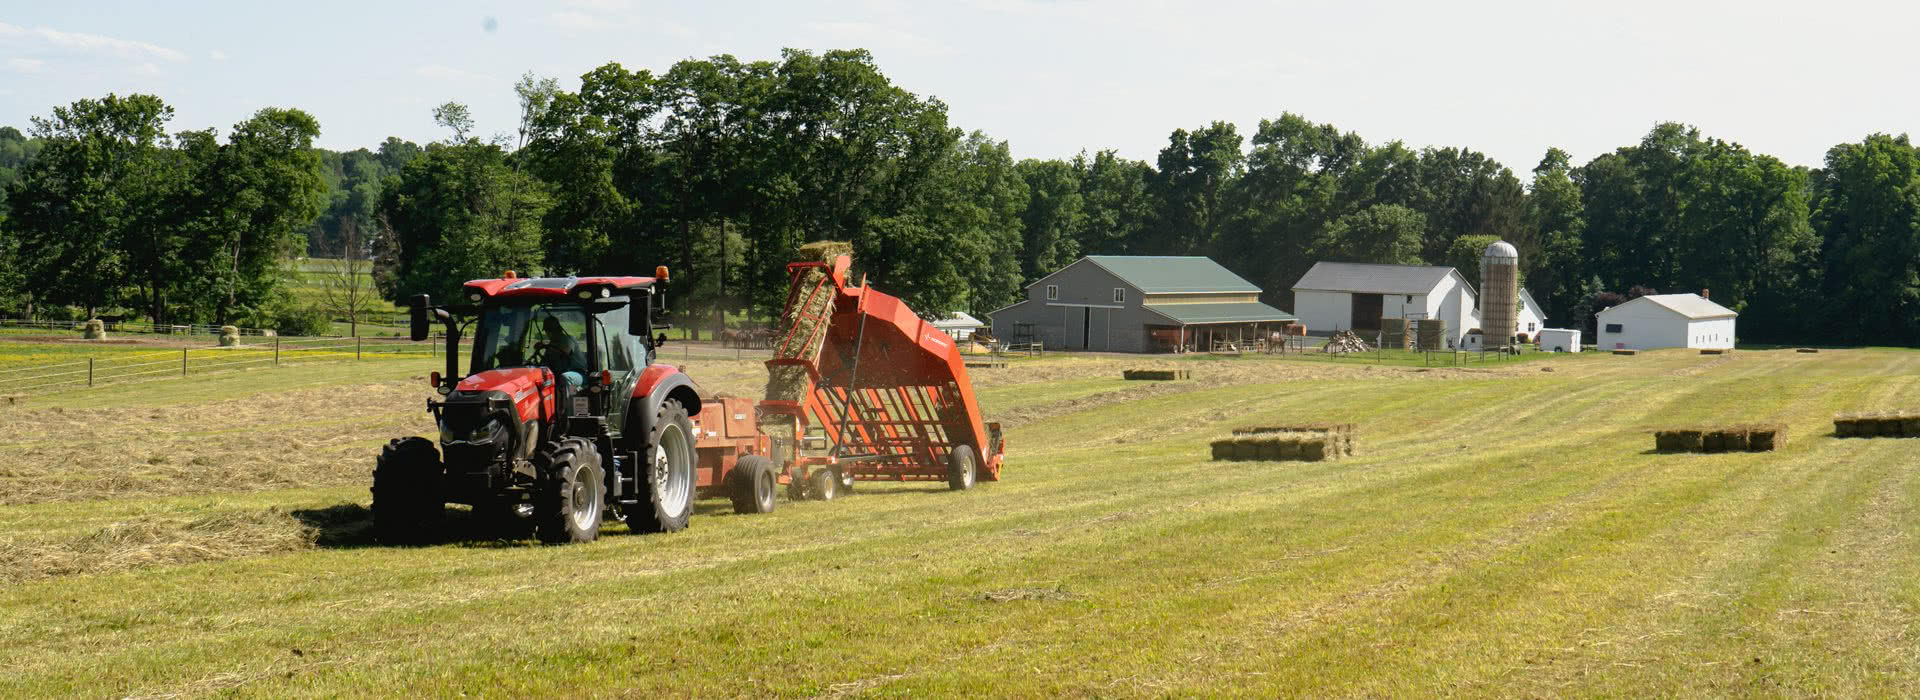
[1834,412,1920,438]
[1653,424,1786,453]
[1122,369,1190,380]
[1320,330,1371,354]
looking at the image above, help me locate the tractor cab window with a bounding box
[595,300,637,371]
[472,304,593,380]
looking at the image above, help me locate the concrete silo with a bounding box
[1479,240,1519,350]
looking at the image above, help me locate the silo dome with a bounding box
[1483,240,1519,264]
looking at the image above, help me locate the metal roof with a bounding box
[1079,256,1262,294]
[1145,301,1297,325]
[1604,293,1738,320]
[930,311,983,329]
[1291,262,1459,295]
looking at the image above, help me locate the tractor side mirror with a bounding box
[630,291,653,339]
[409,294,431,342]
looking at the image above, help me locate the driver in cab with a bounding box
[541,316,588,389]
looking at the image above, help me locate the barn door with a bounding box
[1351,293,1384,331]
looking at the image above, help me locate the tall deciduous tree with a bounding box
[1811,134,1920,344]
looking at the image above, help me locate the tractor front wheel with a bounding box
[535,438,603,544]
[629,399,695,533]
[947,444,978,491]
[726,455,777,514]
[372,437,444,545]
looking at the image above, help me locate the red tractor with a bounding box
[373,267,709,545]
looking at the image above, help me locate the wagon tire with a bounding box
[947,444,978,491]
[807,467,840,501]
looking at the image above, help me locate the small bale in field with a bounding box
[1613,349,1637,356]
[1232,438,1261,461]
[1796,348,1819,353]
[83,318,106,340]
[1653,431,1687,452]
[1674,429,1705,452]
[1122,369,1187,381]
[1747,425,1785,451]
[1902,415,1920,437]
[1274,438,1302,459]
[1721,428,1750,452]
[218,325,240,347]
[1834,415,1859,437]
[1298,440,1328,461]
[1876,414,1906,437]
[1210,439,1234,461]
[1255,438,1287,461]
[1702,431,1727,453]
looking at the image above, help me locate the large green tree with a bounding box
[1811,134,1920,344]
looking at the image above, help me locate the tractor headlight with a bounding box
[441,418,506,446]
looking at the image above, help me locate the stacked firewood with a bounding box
[1320,330,1372,354]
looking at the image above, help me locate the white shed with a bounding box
[1466,287,1549,347]
[1537,328,1582,352]
[1595,294,1736,351]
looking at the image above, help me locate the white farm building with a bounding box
[1595,293,1737,351]
[1290,262,1478,346]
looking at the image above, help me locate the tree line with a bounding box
[2,48,1917,345]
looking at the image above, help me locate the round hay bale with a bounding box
[218,325,240,347]
[83,319,107,340]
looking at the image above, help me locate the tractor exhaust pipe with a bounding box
[411,294,462,391]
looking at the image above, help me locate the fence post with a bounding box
[357,336,362,360]
[275,336,280,365]
[182,348,188,376]
[88,357,94,387]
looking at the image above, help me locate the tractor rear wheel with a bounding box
[535,438,603,544]
[947,444,978,491]
[726,455,777,514]
[807,466,841,501]
[372,437,443,545]
[629,399,695,533]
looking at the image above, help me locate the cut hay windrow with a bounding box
[1652,424,1786,453]
[1210,431,1342,462]
[1122,369,1190,381]
[1833,411,1920,438]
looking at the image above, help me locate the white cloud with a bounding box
[32,26,186,62]
[6,57,45,74]
[210,49,228,61]
[0,21,25,37]
[803,21,954,56]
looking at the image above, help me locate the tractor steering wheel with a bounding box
[526,341,550,366]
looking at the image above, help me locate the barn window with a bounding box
[1406,295,1414,303]
[1113,288,1126,303]
[1605,323,1623,333]
[1528,322,1537,332]
[1046,285,1058,300]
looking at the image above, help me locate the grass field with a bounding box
[3,347,1918,696]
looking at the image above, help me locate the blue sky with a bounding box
[2,1,1913,175]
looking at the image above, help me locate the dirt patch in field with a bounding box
[0,380,436,506]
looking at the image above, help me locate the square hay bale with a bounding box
[1903,414,1920,438]
[1702,431,1727,453]
[1298,439,1328,461]
[1876,414,1905,437]
[1700,348,1724,355]
[1653,430,1687,452]
[1210,439,1235,461]
[1721,428,1750,452]
[1834,415,1859,437]
[1796,348,1819,353]
[1747,424,1784,452]
[1255,438,1287,461]
[1232,438,1261,461]
[1674,429,1704,452]
[1275,438,1302,459]
[1613,349,1637,356]
[1123,369,1183,381]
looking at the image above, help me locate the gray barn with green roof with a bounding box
[987,256,1296,353]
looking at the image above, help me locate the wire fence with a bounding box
[0,318,281,337]
[0,335,453,398]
